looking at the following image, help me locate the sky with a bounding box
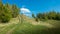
[1,0,60,16]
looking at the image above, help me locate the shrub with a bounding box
[0,6,12,23]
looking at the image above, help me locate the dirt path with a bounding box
[6,23,20,34]
[6,27,16,34]
[0,27,7,32]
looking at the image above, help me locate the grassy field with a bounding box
[0,19,60,34]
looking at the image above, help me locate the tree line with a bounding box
[32,11,60,22]
[0,1,20,23]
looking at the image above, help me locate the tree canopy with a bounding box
[32,11,60,22]
[0,1,20,23]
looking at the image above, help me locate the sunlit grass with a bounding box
[12,22,48,34]
[0,20,60,34]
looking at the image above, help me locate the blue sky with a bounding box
[1,0,60,15]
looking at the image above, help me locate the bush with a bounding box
[35,18,39,22]
[0,6,12,23]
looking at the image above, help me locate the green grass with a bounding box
[0,24,17,34]
[12,22,48,34]
[0,20,60,34]
[43,20,60,27]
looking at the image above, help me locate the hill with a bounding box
[0,15,60,34]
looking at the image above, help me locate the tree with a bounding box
[0,5,12,23]
[12,4,19,18]
[42,13,48,20]
[32,13,35,18]
[47,11,56,20]
[35,10,60,21]
[36,13,43,20]
[0,1,20,23]
[56,12,60,20]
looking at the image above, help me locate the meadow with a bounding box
[0,19,60,34]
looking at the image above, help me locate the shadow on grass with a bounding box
[11,21,60,34]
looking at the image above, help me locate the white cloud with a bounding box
[20,8,31,13]
[20,7,31,16]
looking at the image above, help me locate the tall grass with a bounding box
[12,21,60,34]
[12,22,48,34]
[0,20,60,34]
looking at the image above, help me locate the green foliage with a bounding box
[0,5,12,23]
[32,13,35,18]
[36,13,42,19]
[0,1,20,23]
[47,11,57,20]
[12,4,20,18]
[33,11,60,22]
[55,12,60,20]
[35,17,39,22]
